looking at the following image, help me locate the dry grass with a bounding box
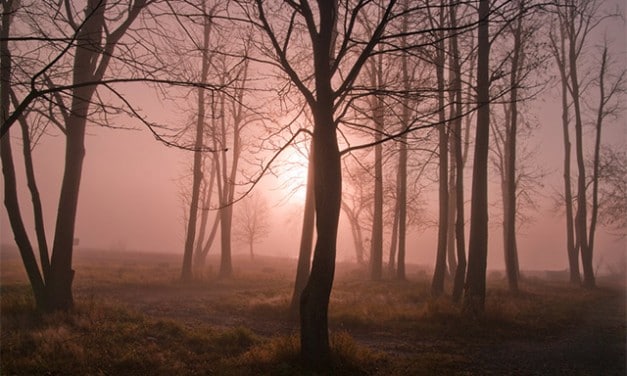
[1,246,625,375]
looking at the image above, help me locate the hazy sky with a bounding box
[1,1,625,275]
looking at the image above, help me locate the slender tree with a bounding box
[2,0,149,311]
[463,0,490,316]
[182,0,217,282]
[430,3,450,297]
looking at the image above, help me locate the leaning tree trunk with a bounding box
[0,0,47,310]
[290,146,315,319]
[463,0,490,316]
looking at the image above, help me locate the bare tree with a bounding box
[463,0,490,316]
[233,193,271,260]
[182,0,218,282]
[430,2,450,298]
[236,0,400,364]
[1,0,150,311]
[548,0,622,288]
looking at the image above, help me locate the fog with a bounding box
[1,93,624,274]
[1,0,625,280]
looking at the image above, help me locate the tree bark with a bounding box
[431,5,449,297]
[503,3,523,292]
[448,0,466,303]
[290,146,315,319]
[182,3,213,282]
[300,106,341,366]
[48,0,109,310]
[587,46,608,288]
[369,55,384,281]
[396,0,409,281]
[550,20,580,284]
[299,1,342,365]
[463,0,490,316]
[567,9,593,288]
[1,2,47,307]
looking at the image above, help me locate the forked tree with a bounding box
[236,0,398,364]
[1,0,150,311]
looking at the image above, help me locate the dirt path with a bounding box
[470,288,626,375]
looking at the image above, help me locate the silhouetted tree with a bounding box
[430,3,450,298]
[1,0,150,311]
[463,0,490,316]
[182,0,218,282]
[548,0,623,288]
[240,0,398,365]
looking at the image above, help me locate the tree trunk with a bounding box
[587,45,608,289]
[1,6,47,306]
[553,27,580,284]
[290,146,315,319]
[397,1,409,281]
[448,0,466,303]
[219,203,234,277]
[503,5,523,292]
[369,56,384,281]
[388,192,399,274]
[194,211,220,267]
[446,156,457,277]
[182,7,212,282]
[300,106,341,366]
[431,5,449,297]
[48,0,107,310]
[463,0,490,316]
[1,2,47,310]
[300,3,341,365]
[567,16,593,288]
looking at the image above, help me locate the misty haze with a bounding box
[1,0,625,374]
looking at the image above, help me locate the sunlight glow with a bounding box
[277,146,309,205]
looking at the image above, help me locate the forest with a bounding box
[1,0,625,374]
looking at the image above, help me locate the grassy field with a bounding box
[1,246,625,375]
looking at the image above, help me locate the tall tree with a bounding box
[548,10,579,284]
[448,0,467,303]
[1,0,149,311]
[463,0,490,315]
[368,52,385,281]
[243,0,398,364]
[430,3,449,297]
[548,0,621,288]
[182,0,217,282]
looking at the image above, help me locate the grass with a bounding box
[1,247,625,375]
[0,287,387,375]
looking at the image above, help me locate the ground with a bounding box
[1,246,625,375]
